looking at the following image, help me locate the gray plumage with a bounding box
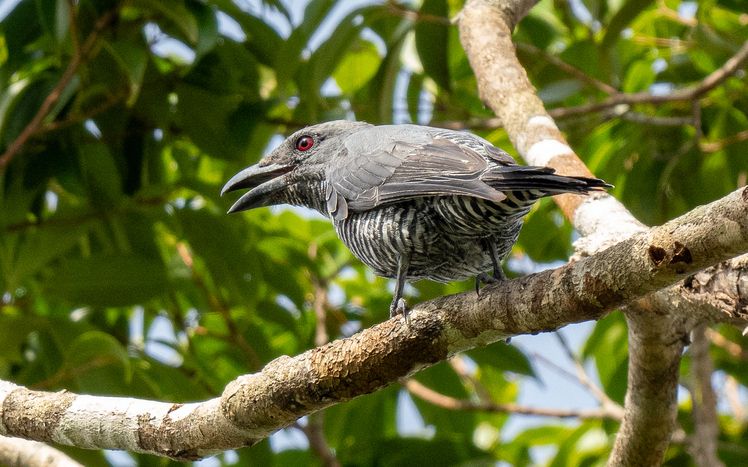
[222,121,610,319]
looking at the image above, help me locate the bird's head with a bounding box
[222,120,370,213]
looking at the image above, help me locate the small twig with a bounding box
[294,417,341,467]
[313,285,329,347]
[404,379,621,420]
[705,328,747,360]
[436,111,693,130]
[176,242,261,369]
[631,35,692,50]
[554,332,625,419]
[656,0,697,27]
[31,355,121,390]
[724,375,745,420]
[618,111,694,127]
[40,90,128,134]
[548,41,748,119]
[700,129,748,153]
[385,1,452,25]
[516,42,618,95]
[448,355,493,403]
[67,0,81,57]
[0,10,116,170]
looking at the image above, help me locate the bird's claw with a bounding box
[475,272,502,297]
[390,297,409,323]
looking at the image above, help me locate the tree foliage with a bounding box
[1,0,747,464]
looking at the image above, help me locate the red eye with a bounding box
[295,135,314,152]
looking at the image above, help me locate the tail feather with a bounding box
[483,166,611,196]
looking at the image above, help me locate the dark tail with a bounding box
[483,166,612,196]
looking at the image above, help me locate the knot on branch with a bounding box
[648,241,693,274]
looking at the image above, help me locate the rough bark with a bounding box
[688,325,725,467]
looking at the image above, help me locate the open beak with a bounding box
[221,163,294,213]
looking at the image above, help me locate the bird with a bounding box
[222,121,610,320]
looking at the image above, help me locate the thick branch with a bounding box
[609,307,686,466]
[688,325,724,467]
[1,187,747,459]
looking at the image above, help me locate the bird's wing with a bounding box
[326,126,510,219]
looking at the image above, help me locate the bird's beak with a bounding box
[221,163,294,213]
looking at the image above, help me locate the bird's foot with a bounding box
[475,272,504,297]
[389,297,409,323]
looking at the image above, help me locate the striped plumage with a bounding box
[222,121,610,319]
[335,197,524,283]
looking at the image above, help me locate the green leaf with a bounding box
[64,331,132,393]
[0,0,42,77]
[78,142,123,208]
[189,0,219,59]
[582,313,628,403]
[104,39,148,106]
[467,341,537,378]
[134,0,198,44]
[308,7,378,95]
[372,436,490,465]
[538,79,584,104]
[0,78,56,149]
[406,72,424,123]
[45,255,169,306]
[621,57,656,93]
[601,0,655,49]
[211,0,283,67]
[0,313,40,363]
[517,199,573,263]
[414,0,451,90]
[325,385,399,453]
[9,221,94,287]
[174,83,259,160]
[0,77,34,148]
[333,39,381,95]
[34,0,69,44]
[411,362,476,435]
[274,0,336,88]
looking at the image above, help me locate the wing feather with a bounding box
[326,127,508,217]
[323,124,608,220]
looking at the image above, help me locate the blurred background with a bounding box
[1,0,747,465]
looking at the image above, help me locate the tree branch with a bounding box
[688,325,724,467]
[608,306,686,465]
[294,416,340,467]
[555,332,625,419]
[1,187,747,460]
[0,435,82,467]
[404,379,621,420]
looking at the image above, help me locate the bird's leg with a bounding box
[487,240,507,281]
[391,254,410,321]
[475,239,506,296]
